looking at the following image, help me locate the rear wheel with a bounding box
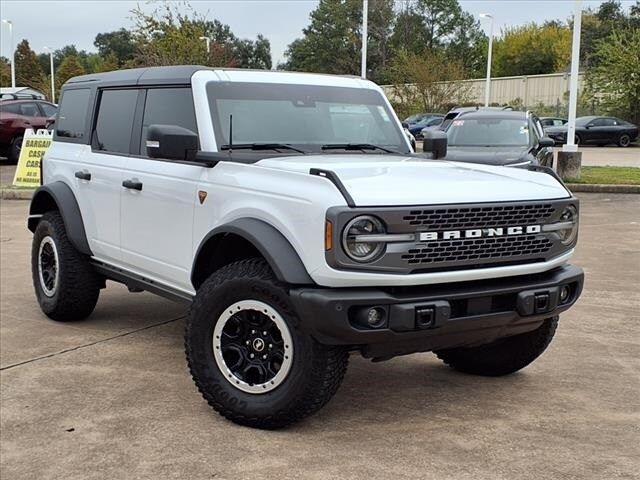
[31,212,101,321]
[435,317,558,376]
[618,134,631,147]
[185,258,349,429]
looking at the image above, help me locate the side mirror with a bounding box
[146,124,198,160]
[538,137,555,148]
[422,130,448,159]
[401,122,409,129]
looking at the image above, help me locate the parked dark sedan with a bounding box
[442,110,554,168]
[545,116,638,147]
[404,113,444,138]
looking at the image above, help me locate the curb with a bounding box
[566,183,640,194]
[0,189,34,200]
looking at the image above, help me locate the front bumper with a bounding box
[290,264,584,359]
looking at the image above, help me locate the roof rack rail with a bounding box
[0,93,42,100]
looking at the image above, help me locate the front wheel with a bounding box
[185,258,349,429]
[435,317,558,376]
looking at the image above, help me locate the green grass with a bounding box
[565,167,640,185]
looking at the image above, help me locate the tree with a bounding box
[14,40,47,92]
[492,23,571,76]
[386,50,471,117]
[389,0,486,76]
[281,0,395,83]
[0,57,11,87]
[56,56,86,93]
[586,28,640,123]
[94,28,136,66]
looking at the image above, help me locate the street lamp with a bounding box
[199,36,211,54]
[361,0,368,79]
[480,13,494,107]
[1,19,16,89]
[44,46,55,103]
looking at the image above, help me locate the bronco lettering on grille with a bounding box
[419,225,541,241]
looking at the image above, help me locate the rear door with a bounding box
[74,88,139,264]
[119,87,201,291]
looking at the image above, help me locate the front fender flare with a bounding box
[28,182,92,256]
[192,218,314,286]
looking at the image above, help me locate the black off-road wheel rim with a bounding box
[212,300,294,394]
[38,236,59,297]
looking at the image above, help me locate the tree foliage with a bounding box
[0,57,11,86]
[492,23,571,77]
[94,28,137,66]
[56,56,86,92]
[14,40,46,92]
[386,50,471,118]
[586,27,640,123]
[129,2,271,69]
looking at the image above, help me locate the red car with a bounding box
[0,97,57,162]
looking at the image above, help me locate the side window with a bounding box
[602,118,617,126]
[140,88,197,155]
[56,89,91,139]
[17,103,40,117]
[40,103,57,117]
[590,118,605,127]
[0,103,20,114]
[94,89,138,154]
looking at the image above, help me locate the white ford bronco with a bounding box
[29,66,584,429]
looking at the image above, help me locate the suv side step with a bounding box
[92,262,193,305]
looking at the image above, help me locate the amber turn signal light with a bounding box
[325,220,333,251]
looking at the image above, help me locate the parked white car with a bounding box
[28,66,583,429]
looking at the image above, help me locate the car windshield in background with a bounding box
[206,82,409,153]
[447,118,530,147]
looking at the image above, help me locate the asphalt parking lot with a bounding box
[1,194,639,480]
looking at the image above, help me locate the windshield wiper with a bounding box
[321,143,397,153]
[219,143,307,154]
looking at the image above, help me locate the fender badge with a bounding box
[198,191,208,204]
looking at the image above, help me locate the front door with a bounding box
[119,87,201,292]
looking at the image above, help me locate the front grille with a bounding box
[400,235,553,266]
[402,204,555,230]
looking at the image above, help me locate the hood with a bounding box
[444,145,530,166]
[256,154,569,207]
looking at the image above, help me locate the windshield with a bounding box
[405,113,427,123]
[447,118,530,147]
[207,82,409,153]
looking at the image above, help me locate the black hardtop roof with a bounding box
[64,65,362,89]
[65,65,208,87]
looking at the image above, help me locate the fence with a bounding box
[382,72,586,111]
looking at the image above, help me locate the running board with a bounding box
[92,262,193,305]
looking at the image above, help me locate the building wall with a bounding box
[383,72,585,108]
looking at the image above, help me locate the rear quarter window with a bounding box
[56,89,91,141]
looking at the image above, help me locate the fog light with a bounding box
[560,285,571,303]
[366,307,386,328]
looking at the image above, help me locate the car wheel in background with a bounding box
[618,134,631,148]
[8,136,23,164]
[574,134,581,146]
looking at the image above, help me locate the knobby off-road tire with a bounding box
[435,317,558,377]
[31,211,101,321]
[185,258,349,429]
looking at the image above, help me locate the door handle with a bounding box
[74,170,91,181]
[122,179,143,191]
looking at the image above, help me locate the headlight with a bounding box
[342,215,386,262]
[556,205,579,244]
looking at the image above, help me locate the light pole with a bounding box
[480,13,494,107]
[1,19,16,89]
[361,0,368,79]
[44,47,55,103]
[199,36,211,54]
[564,0,582,152]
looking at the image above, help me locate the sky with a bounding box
[0,0,634,67]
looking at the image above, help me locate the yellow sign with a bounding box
[12,130,52,187]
